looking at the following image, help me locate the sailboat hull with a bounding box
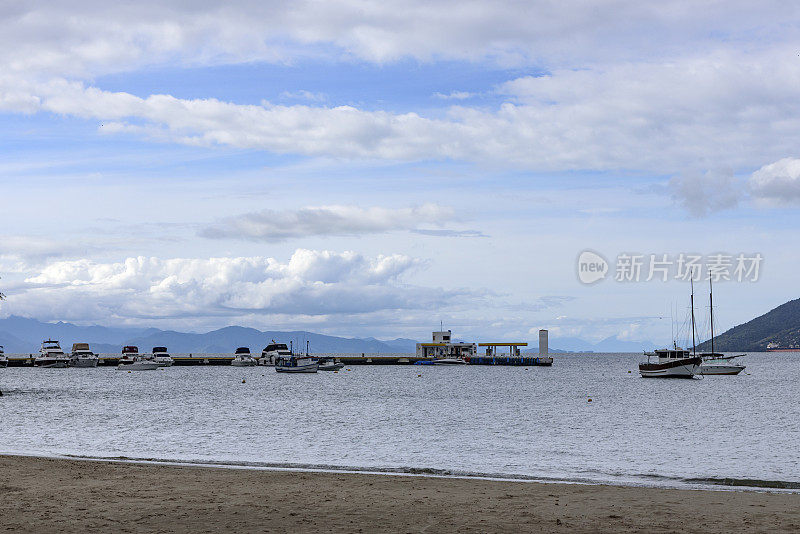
[700,364,745,375]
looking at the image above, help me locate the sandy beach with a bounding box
[0,455,798,533]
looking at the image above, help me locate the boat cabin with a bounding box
[653,348,691,360]
[152,346,169,355]
[122,346,139,354]
[235,347,251,355]
[262,342,290,353]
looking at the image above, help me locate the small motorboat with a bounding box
[118,356,158,371]
[34,340,70,368]
[151,346,173,367]
[70,343,99,368]
[316,356,344,371]
[275,355,319,373]
[231,347,257,367]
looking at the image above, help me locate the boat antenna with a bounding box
[690,271,697,357]
[306,340,309,357]
[710,277,715,355]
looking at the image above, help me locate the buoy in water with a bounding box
[417,374,422,377]
[588,398,592,402]
[242,379,246,383]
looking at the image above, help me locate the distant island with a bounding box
[698,297,800,352]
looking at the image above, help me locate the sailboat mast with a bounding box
[709,278,715,355]
[690,275,697,356]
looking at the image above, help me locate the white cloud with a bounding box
[7,250,470,322]
[3,1,794,78]
[749,158,800,206]
[1,4,799,175]
[200,204,456,241]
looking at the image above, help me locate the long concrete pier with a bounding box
[4,354,553,367]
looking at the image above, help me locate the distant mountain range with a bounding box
[0,315,656,354]
[698,297,800,351]
[0,316,418,354]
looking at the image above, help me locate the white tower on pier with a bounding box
[539,329,548,356]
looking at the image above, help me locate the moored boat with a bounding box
[231,347,257,367]
[639,347,702,378]
[639,277,702,378]
[124,358,159,371]
[432,357,468,365]
[70,343,99,368]
[151,346,173,367]
[699,279,746,376]
[316,356,344,371]
[34,340,70,368]
[275,355,319,373]
[118,354,158,371]
[119,345,139,365]
[700,363,745,375]
[260,341,292,366]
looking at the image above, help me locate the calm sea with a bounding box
[1,353,798,491]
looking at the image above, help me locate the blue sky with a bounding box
[2,1,800,347]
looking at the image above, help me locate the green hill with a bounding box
[698,297,800,351]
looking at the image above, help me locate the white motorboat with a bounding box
[700,363,746,375]
[698,279,746,376]
[432,358,468,365]
[118,345,139,366]
[34,340,70,368]
[316,356,344,371]
[151,346,173,367]
[231,347,257,367]
[260,341,292,366]
[0,345,7,368]
[275,355,319,373]
[70,343,99,368]
[118,355,158,371]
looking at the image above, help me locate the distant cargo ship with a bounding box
[766,343,800,352]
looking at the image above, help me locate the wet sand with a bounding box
[1,455,799,533]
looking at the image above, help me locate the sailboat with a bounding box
[639,277,702,378]
[700,279,746,375]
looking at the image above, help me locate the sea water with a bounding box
[1,353,799,491]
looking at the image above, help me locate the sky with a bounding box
[2,1,800,346]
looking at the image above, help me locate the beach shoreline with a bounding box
[1,454,799,533]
